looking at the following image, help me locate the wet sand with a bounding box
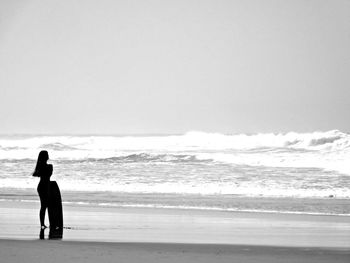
[1,239,349,263]
[0,200,349,262]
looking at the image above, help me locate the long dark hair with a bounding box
[32,150,49,177]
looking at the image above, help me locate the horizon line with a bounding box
[0,129,347,137]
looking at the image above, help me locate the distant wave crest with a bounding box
[184,129,349,150]
[0,130,349,175]
[0,130,349,153]
[85,153,208,163]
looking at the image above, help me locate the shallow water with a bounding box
[0,131,349,215]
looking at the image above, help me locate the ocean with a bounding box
[0,130,349,216]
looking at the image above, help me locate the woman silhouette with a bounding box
[33,150,53,229]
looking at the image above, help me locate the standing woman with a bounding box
[33,150,52,229]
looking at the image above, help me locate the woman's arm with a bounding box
[48,164,53,177]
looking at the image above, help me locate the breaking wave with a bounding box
[0,130,349,174]
[0,130,349,153]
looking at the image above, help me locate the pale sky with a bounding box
[0,0,349,134]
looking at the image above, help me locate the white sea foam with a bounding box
[0,130,349,174]
[0,131,349,202]
[0,199,347,216]
[0,130,349,154]
[1,176,348,198]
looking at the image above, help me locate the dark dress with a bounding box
[37,164,53,209]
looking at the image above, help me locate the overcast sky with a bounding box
[0,0,349,134]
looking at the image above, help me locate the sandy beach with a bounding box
[0,200,349,262]
[1,239,349,263]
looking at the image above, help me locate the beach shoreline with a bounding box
[1,199,349,262]
[1,200,349,247]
